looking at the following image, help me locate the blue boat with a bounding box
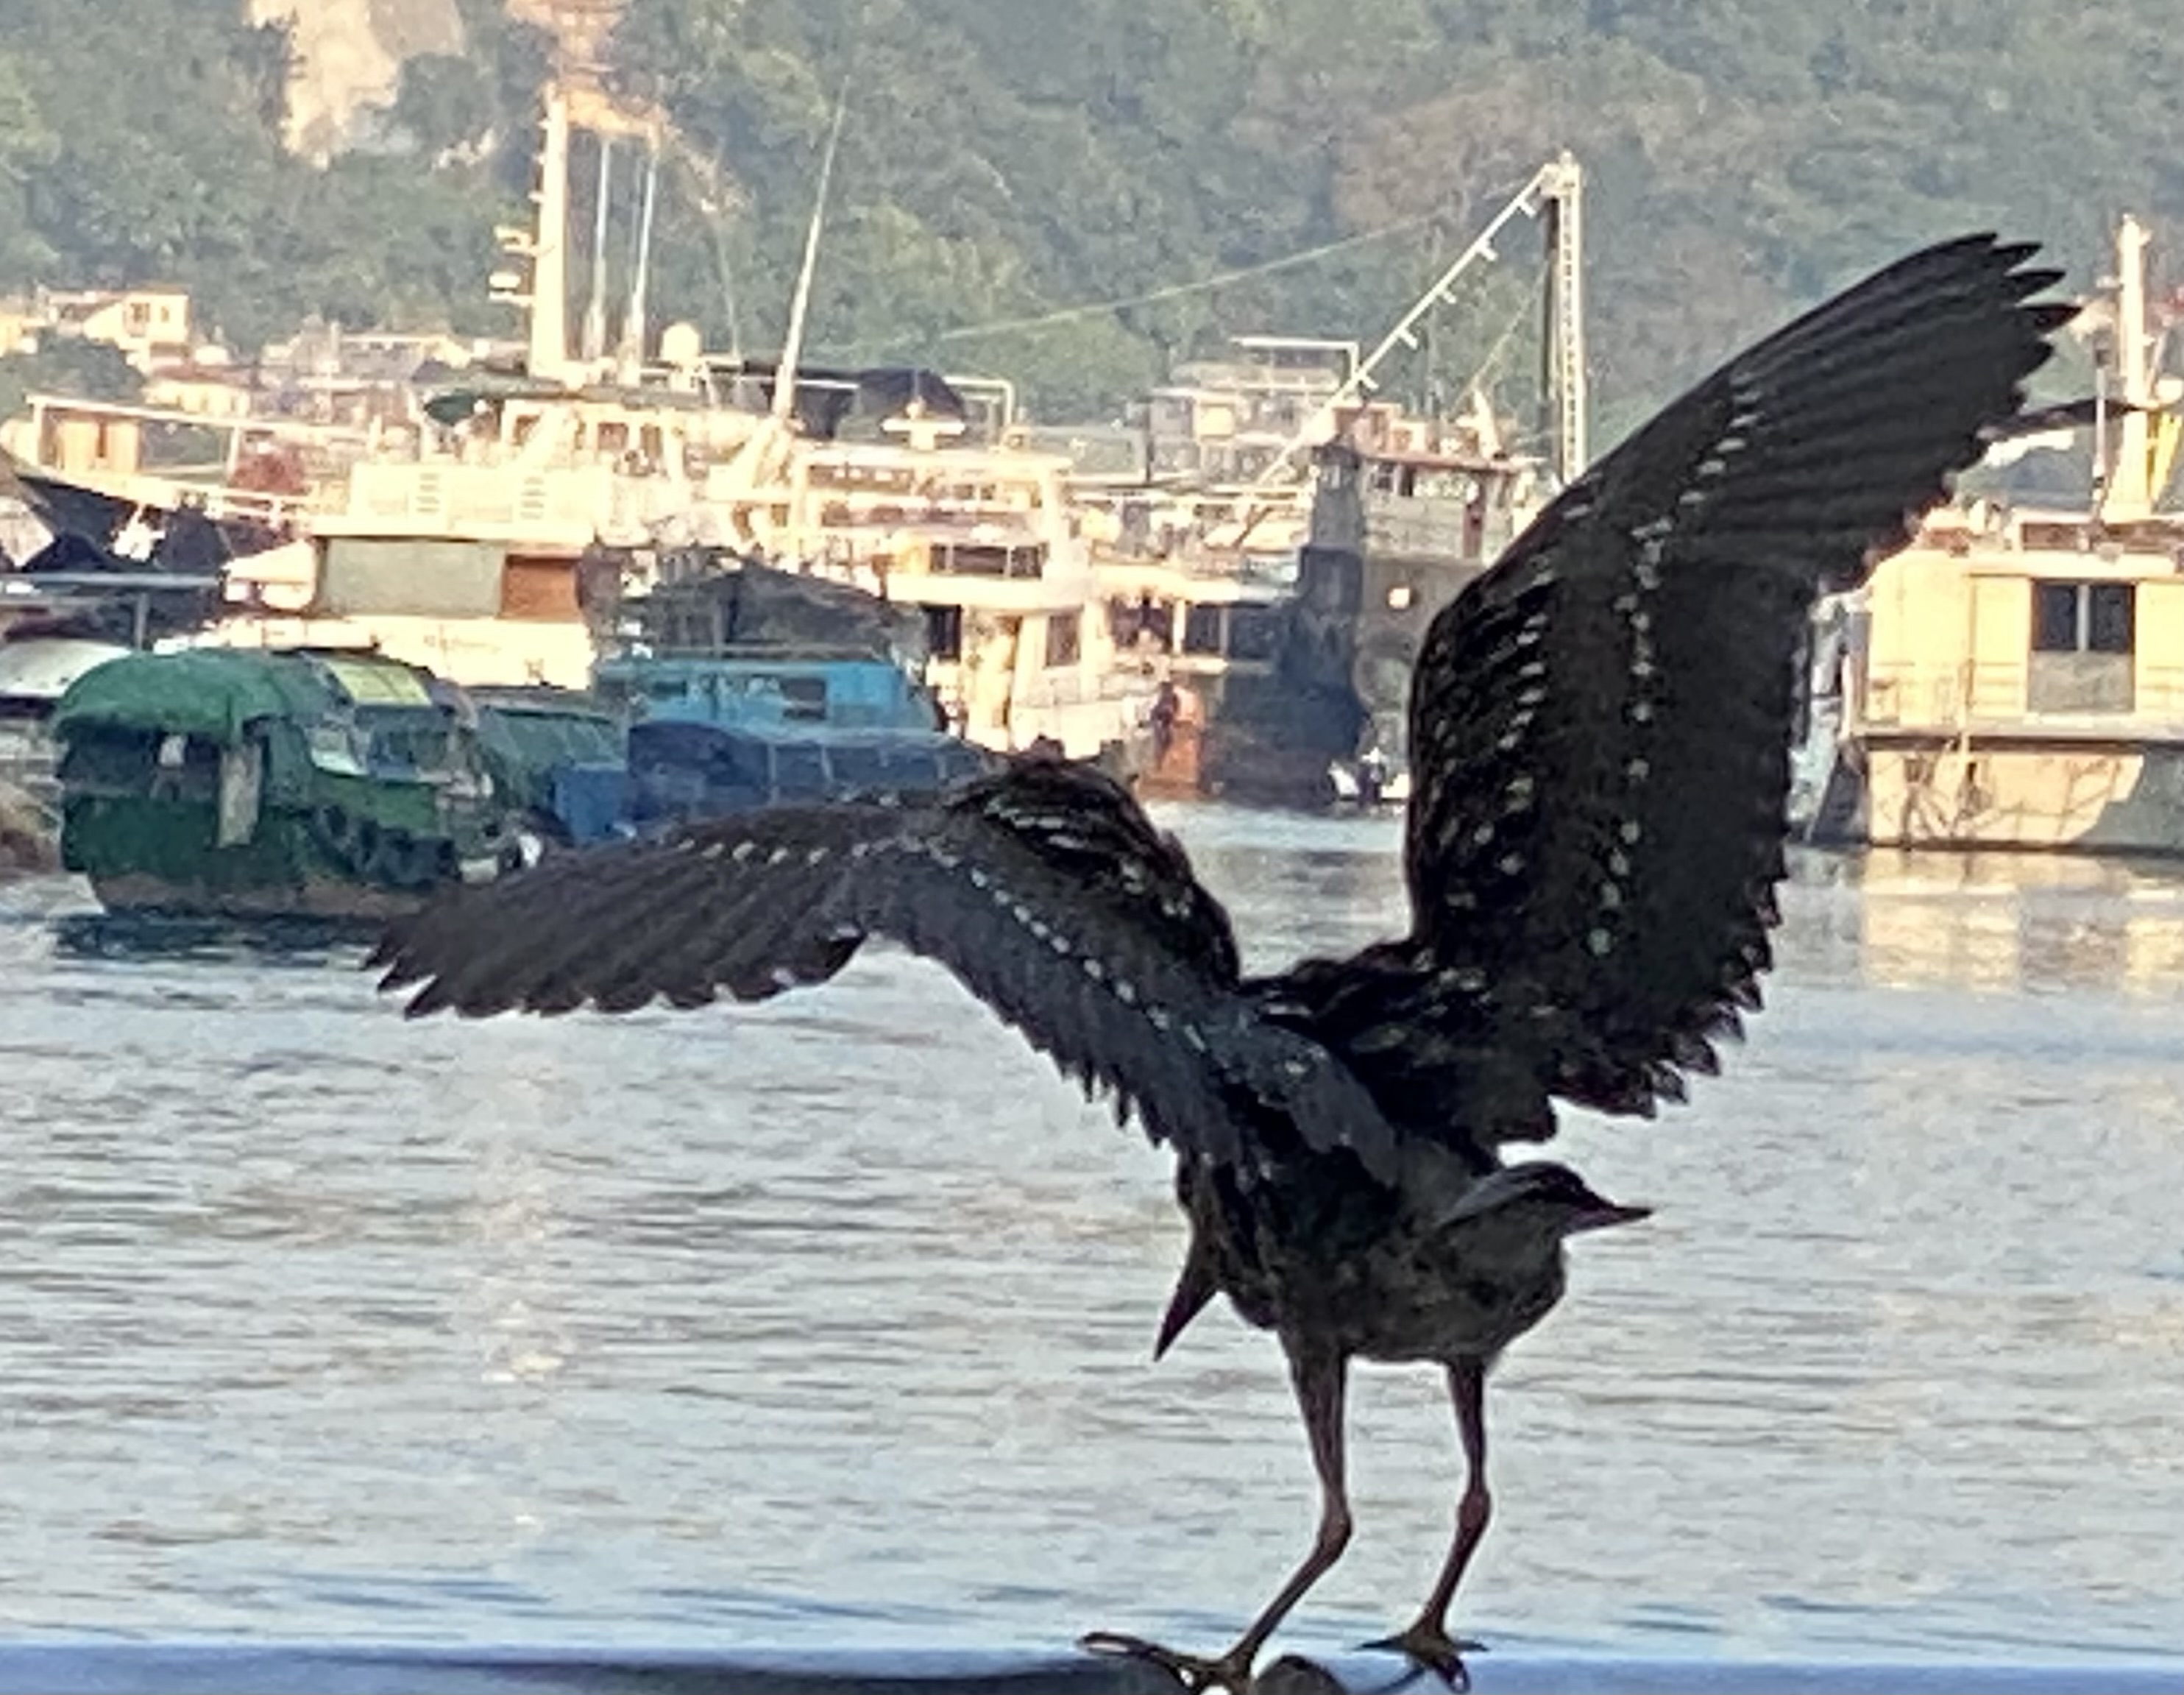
[589,561,994,832]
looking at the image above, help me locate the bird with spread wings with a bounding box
[373,234,2066,1694]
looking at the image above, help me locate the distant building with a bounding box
[35,286,196,372]
[143,363,260,419]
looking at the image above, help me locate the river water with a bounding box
[0,807,2177,1671]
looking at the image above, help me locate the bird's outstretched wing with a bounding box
[370,759,1400,1179]
[1266,233,2068,1140]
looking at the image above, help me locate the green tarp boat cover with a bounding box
[52,649,441,746]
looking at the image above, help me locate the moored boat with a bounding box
[593,559,994,829]
[50,648,599,918]
[1,634,132,873]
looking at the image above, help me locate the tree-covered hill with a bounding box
[2,0,2177,436]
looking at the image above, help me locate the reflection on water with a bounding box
[0,818,2179,1669]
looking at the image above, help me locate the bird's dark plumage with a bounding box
[371,233,2066,1693]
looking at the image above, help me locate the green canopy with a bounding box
[52,648,441,746]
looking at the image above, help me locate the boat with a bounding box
[591,558,993,830]
[1074,160,1584,808]
[141,78,1130,774]
[49,647,611,918]
[467,684,629,849]
[1,634,130,873]
[0,567,218,873]
[1284,395,1549,802]
[1798,214,2184,856]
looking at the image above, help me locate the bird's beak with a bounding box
[1567,1202,1652,1234]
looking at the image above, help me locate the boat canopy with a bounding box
[52,648,444,748]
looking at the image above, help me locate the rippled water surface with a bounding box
[0,810,2178,1668]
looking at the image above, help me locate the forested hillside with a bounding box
[2,0,2178,434]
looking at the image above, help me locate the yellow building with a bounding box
[37,286,194,372]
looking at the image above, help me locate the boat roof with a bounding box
[52,647,447,746]
[0,636,132,702]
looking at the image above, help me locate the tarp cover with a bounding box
[52,649,442,748]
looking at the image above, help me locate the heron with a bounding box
[371,234,2065,1694]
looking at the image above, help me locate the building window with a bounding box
[1182,604,1224,656]
[2027,580,2134,714]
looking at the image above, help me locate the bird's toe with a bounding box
[1079,1629,1258,1693]
[1355,1624,1483,1693]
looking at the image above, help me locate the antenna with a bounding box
[773,84,850,425]
[619,140,661,373]
[581,135,613,363]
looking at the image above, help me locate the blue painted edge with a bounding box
[0,1643,2176,1695]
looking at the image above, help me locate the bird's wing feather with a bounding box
[371,759,1400,1178]
[1266,233,2067,1143]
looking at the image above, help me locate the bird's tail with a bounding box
[1153,1226,1219,1361]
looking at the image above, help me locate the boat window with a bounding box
[828,745,891,790]
[1110,595,1172,653]
[2032,581,2135,654]
[365,721,458,779]
[1227,606,1282,662]
[778,676,829,722]
[1044,612,1082,670]
[2032,584,2079,651]
[2027,579,2135,715]
[305,723,369,776]
[939,543,1012,576]
[2089,584,2135,653]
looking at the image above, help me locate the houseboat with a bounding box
[1804,505,2184,854]
[1801,215,2184,856]
[50,648,611,918]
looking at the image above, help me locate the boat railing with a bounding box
[1863,654,2184,733]
[600,640,897,666]
[926,541,1047,579]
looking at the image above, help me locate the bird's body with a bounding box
[372,234,2068,1693]
[1167,1137,1562,1367]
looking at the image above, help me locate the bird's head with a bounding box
[1440,1161,1651,1242]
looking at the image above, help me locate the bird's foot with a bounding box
[1354,1621,1483,1693]
[1079,1629,1258,1693]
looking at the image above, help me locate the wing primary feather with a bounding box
[1259,232,2065,1156]
[374,760,1403,1183]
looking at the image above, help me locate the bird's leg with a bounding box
[1358,1359,1491,1692]
[1082,1348,1353,1694]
